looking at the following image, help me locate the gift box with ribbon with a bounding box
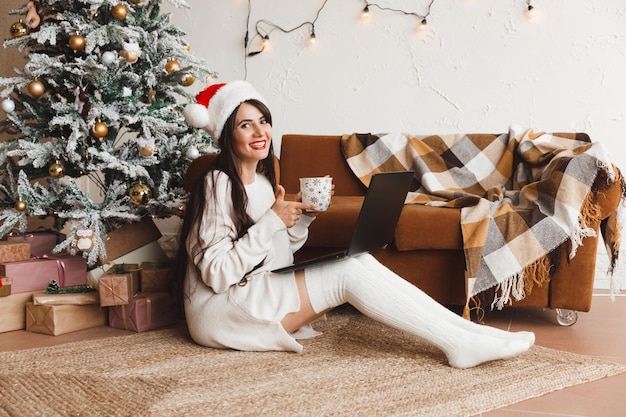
[0,254,87,293]
[108,292,176,332]
[98,263,140,307]
[139,261,172,292]
[25,302,107,336]
[7,231,66,257]
[0,241,30,263]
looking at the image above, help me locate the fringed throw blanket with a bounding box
[341,126,623,315]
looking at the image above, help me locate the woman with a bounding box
[175,80,534,369]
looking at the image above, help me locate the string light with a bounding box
[309,27,317,44]
[244,0,541,62]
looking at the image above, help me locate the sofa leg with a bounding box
[555,308,578,326]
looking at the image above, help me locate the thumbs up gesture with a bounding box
[272,185,316,227]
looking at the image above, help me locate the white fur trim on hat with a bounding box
[183,103,209,128]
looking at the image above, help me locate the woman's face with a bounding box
[232,101,272,166]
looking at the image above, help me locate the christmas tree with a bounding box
[0,0,216,265]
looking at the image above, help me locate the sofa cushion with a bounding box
[305,196,363,248]
[304,196,463,251]
[394,205,462,251]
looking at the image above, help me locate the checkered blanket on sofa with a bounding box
[341,126,623,314]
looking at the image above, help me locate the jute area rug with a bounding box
[1,306,624,417]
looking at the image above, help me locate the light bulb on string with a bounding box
[525,0,539,22]
[262,35,270,47]
[309,27,316,44]
[362,5,370,17]
[420,18,428,29]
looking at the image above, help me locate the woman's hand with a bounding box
[272,185,316,227]
[296,175,335,216]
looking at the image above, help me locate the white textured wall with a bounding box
[164,0,626,290]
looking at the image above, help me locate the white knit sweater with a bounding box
[184,171,316,352]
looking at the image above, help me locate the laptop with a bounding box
[272,170,414,273]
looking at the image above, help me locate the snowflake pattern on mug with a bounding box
[300,177,332,211]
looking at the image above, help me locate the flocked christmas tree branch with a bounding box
[0,0,217,265]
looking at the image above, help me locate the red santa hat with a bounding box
[183,80,267,142]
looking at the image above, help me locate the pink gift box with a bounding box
[0,255,87,293]
[108,292,175,332]
[7,231,66,257]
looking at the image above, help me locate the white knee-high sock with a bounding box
[303,254,533,369]
[355,254,535,345]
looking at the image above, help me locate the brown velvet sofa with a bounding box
[185,133,623,324]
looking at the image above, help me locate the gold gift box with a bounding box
[0,291,34,333]
[0,241,30,263]
[0,277,11,297]
[98,263,140,307]
[139,261,172,292]
[25,302,107,336]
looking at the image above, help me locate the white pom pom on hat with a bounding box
[183,80,267,142]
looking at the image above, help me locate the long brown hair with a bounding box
[170,99,276,311]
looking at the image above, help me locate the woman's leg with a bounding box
[303,254,533,369]
[281,269,330,333]
[356,254,534,343]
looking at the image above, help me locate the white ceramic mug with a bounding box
[299,177,333,211]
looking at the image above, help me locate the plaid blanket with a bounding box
[341,127,623,314]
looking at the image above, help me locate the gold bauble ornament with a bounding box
[10,20,30,38]
[69,34,86,51]
[129,182,152,205]
[27,80,45,97]
[165,60,181,73]
[111,4,128,20]
[92,121,109,138]
[179,73,195,87]
[121,50,140,63]
[14,200,27,212]
[49,161,65,178]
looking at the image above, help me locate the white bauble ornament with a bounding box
[1,98,15,113]
[102,51,116,65]
[186,147,200,160]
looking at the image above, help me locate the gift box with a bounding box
[0,241,30,263]
[108,292,175,332]
[101,217,162,263]
[0,255,87,294]
[140,261,172,292]
[25,302,107,336]
[0,277,11,297]
[0,291,33,333]
[7,231,66,257]
[98,263,140,307]
[33,291,99,306]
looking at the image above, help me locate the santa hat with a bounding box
[183,80,267,142]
